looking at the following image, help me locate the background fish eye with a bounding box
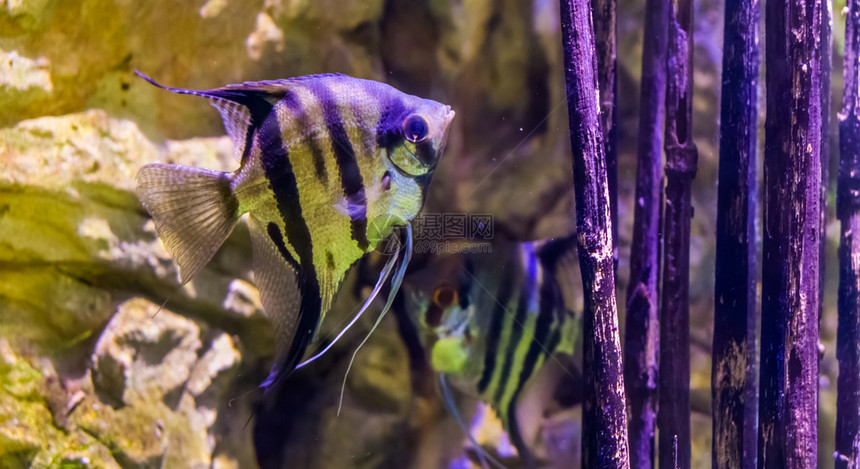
[432,284,457,308]
[402,114,429,143]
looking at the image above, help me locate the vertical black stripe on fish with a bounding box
[240,121,256,166]
[504,278,556,454]
[206,89,277,127]
[512,277,557,400]
[281,90,328,184]
[477,271,515,394]
[519,283,556,387]
[458,258,475,310]
[375,98,406,151]
[544,327,562,359]
[314,82,369,250]
[210,91,275,166]
[414,174,435,205]
[258,110,322,382]
[492,284,530,406]
[267,222,300,273]
[415,140,436,167]
[506,399,529,461]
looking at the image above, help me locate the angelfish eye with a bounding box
[403,115,429,143]
[425,284,456,328]
[433,285,458,308]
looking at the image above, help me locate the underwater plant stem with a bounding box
[836,0,860,465]
[820,0,832,331]
[591,0,618,273]
[758,0,823,464]
[711,0,760,466]
[622,0,667,463]
[559,0,630,467]
[819,0,832,459]
[657,0,697,466]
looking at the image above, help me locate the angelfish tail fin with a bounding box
[136,163,240,284]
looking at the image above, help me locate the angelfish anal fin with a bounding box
[249,217,302,389]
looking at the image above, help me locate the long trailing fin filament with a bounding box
[296,244,400,369]
[338,224,413,415]
[439,374,508,469]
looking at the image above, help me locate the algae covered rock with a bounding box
[0,339,120,469]
[0,110,269,356]
[0,110,267,468]
[81,298,243,468]
[0,300,251,469]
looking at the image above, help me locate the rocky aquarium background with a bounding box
[0,0,847,467]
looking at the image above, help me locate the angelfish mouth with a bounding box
[444,106,456,126]
[440,106,455,150]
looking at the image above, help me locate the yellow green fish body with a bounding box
[402,238,578,456]
[135,72,454,389]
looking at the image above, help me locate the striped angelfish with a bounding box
[134,71,455,390]
[401,236,579,464]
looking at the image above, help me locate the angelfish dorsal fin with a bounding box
[135,70,290,162]
[535,233,578,279]
[209,100,253,162]
[248,217,302,389]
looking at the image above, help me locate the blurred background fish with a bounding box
[135,72,455,391]
[398,235,582,467]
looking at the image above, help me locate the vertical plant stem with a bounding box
[836,0,860,464]
[820,0,832,326]
[592,0,619,272]
[758,0,823,465]
[711,0,759,465]
[623,0,668,465]
[657,0,697,466]
[819,0,831,459]
[559,0,630,466]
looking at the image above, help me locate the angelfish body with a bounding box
[402,238,578,454]
[135,72,454,389]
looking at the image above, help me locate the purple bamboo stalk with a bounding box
[592,0,619,272]
[623,0,667,464]
[835,0,860,464]
[819,0,831,459]
[820,0,832,329]
[559,0,630,466]
[711,0,759,464]
[656,0,697,465]
[758,0,823,464]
